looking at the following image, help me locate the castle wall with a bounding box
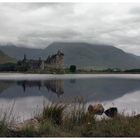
[45,51,64,69]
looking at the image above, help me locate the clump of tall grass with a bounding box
[40,103,66,125]
[0,102,16,137]
[0,113,10,137]
[61,98,96,137]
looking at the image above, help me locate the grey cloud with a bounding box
[17,29,80,48]
[129,6,140,15]
[23,28,80,38]
[0,3,140,55]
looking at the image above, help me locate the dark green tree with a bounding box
[70,65,76,73]
[17,61,30,72]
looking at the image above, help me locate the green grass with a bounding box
[0,103,140,137]
[0,118,9,137]
[40,104,66,125]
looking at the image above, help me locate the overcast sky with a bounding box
[0,3,140,55]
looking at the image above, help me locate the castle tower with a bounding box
[23,54,27,63]
[57,50,64,68]
[44,50,64,69]
[38,57,44,70]
[39,57,41,61]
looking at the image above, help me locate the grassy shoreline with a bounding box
[1,67,140,74]
[1,71,140,74]
[0,104,139,137]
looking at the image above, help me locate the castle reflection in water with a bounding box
[17,80,64,97]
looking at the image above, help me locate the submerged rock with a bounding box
[88,104,104,115]
[104,107,118,118]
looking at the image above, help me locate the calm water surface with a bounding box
[0,74,140,122]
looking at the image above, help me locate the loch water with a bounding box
[0,74,140,122]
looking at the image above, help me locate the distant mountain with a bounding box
[0,50,16,64]
[0,42,140,69]
[43,42,140,69]
[0,44,43,60]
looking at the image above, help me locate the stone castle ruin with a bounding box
[45,50,64,69]
[18,50,64,70]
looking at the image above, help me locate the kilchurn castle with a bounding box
[17,50,64,70]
